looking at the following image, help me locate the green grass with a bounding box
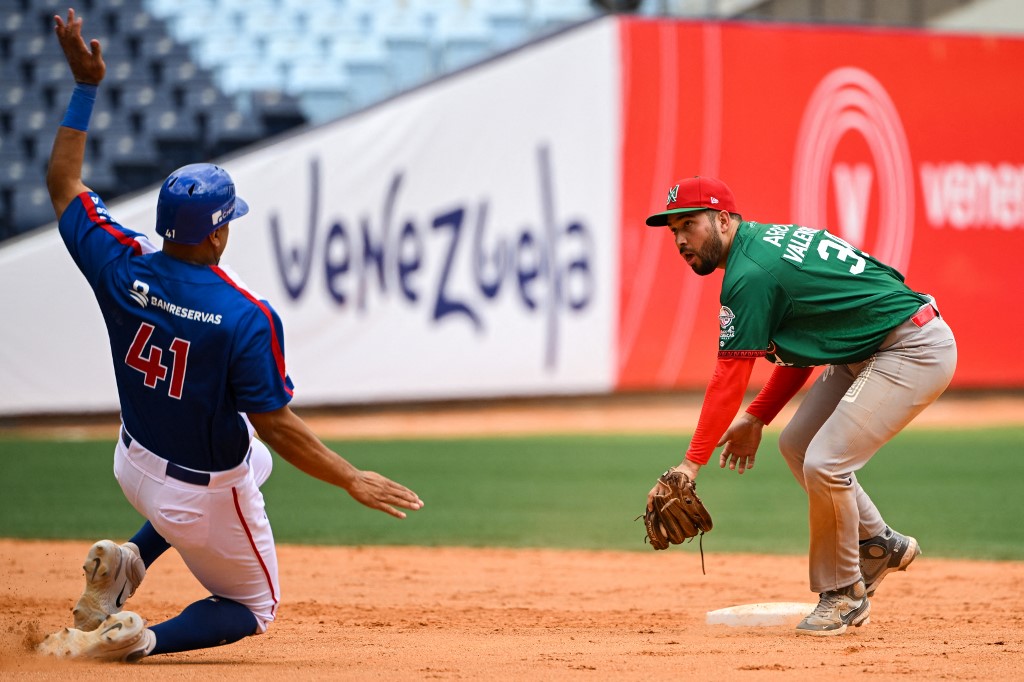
[1,428,1022,560]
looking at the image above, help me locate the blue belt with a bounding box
[120,428,211,487]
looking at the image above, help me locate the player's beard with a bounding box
[687,226,723,276]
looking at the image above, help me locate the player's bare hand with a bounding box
[347,470,424,519]
[717,413,764,474]
[54,9,105,85]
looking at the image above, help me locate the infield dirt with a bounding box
[2,393,1022,680]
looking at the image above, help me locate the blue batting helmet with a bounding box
[155,163,249,244]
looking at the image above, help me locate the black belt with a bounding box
[120,428,212,487]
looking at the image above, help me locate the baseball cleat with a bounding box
[795,580,870,636]
[73,540,147,631]
[860,527,920,597]
[38,611,156,662]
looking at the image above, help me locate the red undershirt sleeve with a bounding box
[684,357,756,465]
[746,365,814,425]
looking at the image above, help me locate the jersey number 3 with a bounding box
[125,323,190,399]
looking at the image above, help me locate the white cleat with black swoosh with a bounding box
[73,540,147,631]
[38,611,155,662]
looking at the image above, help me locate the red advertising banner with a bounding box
[617,19,1024,390]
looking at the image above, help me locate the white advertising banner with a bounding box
[0,20,620,414]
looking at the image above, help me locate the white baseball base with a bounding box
[705,602,818,627]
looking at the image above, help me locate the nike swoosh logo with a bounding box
[87,557,101,581]
[115,582,129,608]
[101,621,124,636]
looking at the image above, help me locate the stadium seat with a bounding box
[345,0,389,33]
[9,181,55,235]
[325,35,394,108]
[0,154,35,187]
[264,33,327,75]
[480,0,532,49]
[144,0,210,21]
[182,83,238,114]
[286,61,353,123]
[250,90,308,135]
[217,62,286,95]
[167,7,225,43]
[138,33,193,64]
[81,159,121,197]
[433,9,494,72]
[97,131,160,169]
[194,33,264,70]
[142,109,203,168]
[162,58,217,94]
[304,9,366,41]
[237,5,305,41]
[376,7,436,90]
[120,84,177,117]
[530,0,599,31]
[144,108,203,146]
[204,109,265,157]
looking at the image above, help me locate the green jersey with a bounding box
[718,221,929,367]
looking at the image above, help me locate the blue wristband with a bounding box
[61,82,98,131]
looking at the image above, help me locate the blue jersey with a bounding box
[59,192,294,471]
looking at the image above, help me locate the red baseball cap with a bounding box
[645,176,738,226]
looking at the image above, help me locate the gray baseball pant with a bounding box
[777,307,957,594]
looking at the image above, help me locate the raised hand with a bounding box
[54,8,105,85]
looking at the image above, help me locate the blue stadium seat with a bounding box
[0,154,35,187]
[0,83,45,115]
[194,33,263,70]
[121,84,177,116]
[433,9,494,72]
[480,0,531,49]
[217,62,286,95]
[143,109,203,168]
[182,83,238,114]
[325,34,394,108]
[167,6,224,43]
[97,131,161,169]
[204,109,265,157]
[264,33,327,74]
[162,59,217,93]
[344,0,389,33]
[303,10,366,44]
[81,159,121,197]
[249,90,308,135]
[138,33,193,64]
[286,61,353,123]
[530,0,599,31]
[237,5,305,41]
[376,7,436,90]
[9,181,55,235]
[1,9,26,39]
[144,0,209,20]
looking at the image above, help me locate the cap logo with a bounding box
[666,185,679,206]
[710,196,719,204]
[211,200,234,226]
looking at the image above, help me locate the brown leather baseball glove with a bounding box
[644,468,713,551]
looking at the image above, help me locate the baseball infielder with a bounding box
[644,176,956,635]
[38,10,423,662]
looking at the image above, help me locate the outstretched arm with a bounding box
[247,405,424,519]
[47,8,105,220]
